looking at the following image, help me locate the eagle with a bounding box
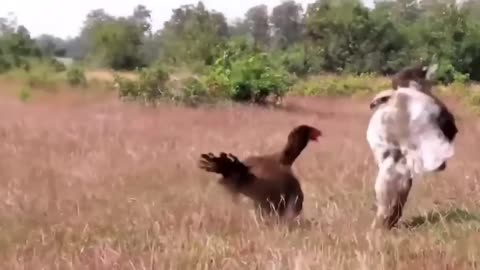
[366,80,458,229]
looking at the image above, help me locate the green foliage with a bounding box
[169,76,212,106]
[433,60,469,85]
[89,20,146,70]
[5,0,480,103]
[0,56,12,73]
[47,58,66,72]
[305,0,409,75]
[115,65,169,103]
[271,1,304,48]
[79,5,152,70]
[158,2,229,66]
[18,86,32,102]
[453,72,470,84]
[207,51,295,104]
[66,65,87,87]
[292,74,390,96]
[0,20,42,74]
[245,5,270,48]
[4,58,65,88]
[25,70,56,88]
[276,44,310,77]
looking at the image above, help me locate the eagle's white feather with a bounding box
[366,85,455,177]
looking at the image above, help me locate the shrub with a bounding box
[433,60,470,85]
[24,62,60,88]
[115,64,169,103]
[48,58,66,72]
[18,86,32,102]
[168,76,212,106]
[66,66,87,87]
[0,57,12,73]
[291,74,390,96]
[0,54,30,74]
[207,52,295,104]
[276,45,311,77]
[2,58,67,89]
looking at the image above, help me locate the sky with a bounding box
[2,0,374,39]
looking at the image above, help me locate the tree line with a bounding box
[2,0,480,84]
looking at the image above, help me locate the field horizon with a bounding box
[1,84,479,269]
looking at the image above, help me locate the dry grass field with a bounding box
[0,85,480,269]
[85,69,139,83]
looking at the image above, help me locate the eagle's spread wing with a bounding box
[366,86,457,176]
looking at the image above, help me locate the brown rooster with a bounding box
[198,125,321,220]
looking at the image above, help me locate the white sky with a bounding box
[2,0,374,39]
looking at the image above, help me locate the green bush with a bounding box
[276,45,311,77]
[0,57,12,73]
[18,86,32,102]
[291,74,390,96]
[0,51,39,75]
[115,64,169,103]
[168,76,212,106]
[207,52,295,104]
[48,58,67,72]
[66,66,87,87]
[25,61,61,88]
[2,58,67,89]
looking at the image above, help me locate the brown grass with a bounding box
[85,69,139,82]
[0,87,479,269]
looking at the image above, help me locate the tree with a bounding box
[131,5,152,34]
[89,18,145,69]
[80,7,151,70]
[271,1,304,49]
[393,0,422,23]
[245,5,270,48]
[158,1,229,65]
[35,34,67,57]
[229,18,250,37]
[0,17,41,72]
[82,9,114,33]
[305,0,409,74]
